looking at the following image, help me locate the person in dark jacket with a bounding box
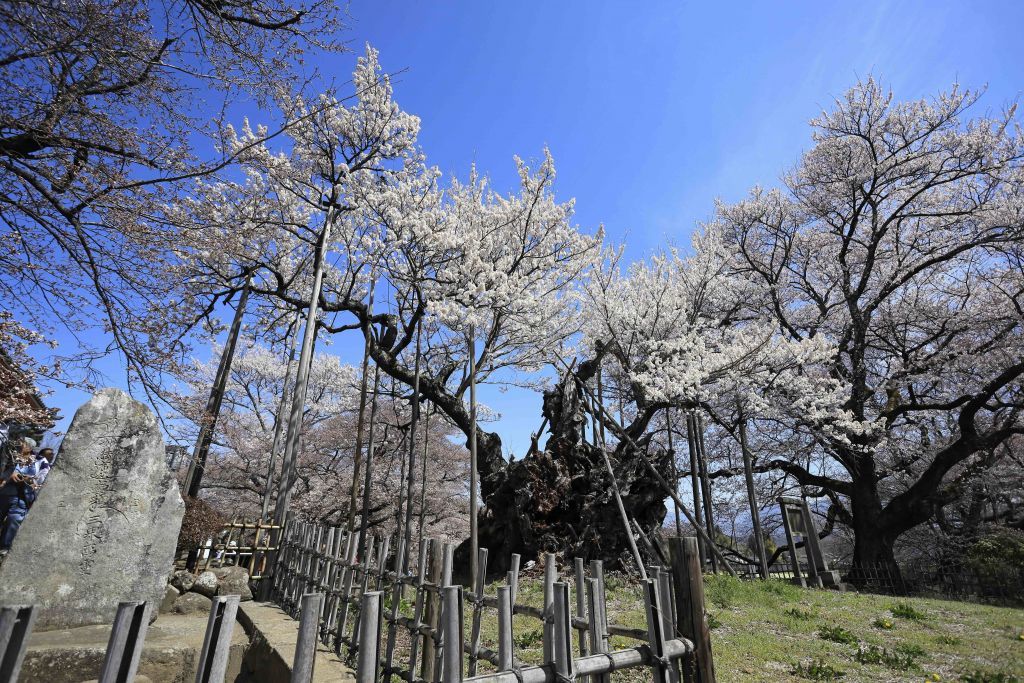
[0,438,42,555]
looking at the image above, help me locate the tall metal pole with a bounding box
[347,280,376,532]
[185,272,251,498]
[356,365,382,563]
[260,317,300,520]
[273,210,334,525]
[468,326,479,589]
[738,408,769,579]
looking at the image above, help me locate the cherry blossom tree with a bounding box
[714,79,1024,573]
[0,0,342,397]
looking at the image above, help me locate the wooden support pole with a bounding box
[643,579,674,683]
[348,280,376,532]
[693,413,719,574]
[685,414,706,569]
[401,324,423,576]
[357,365,382,564]
[275,213,335,524]
[185,273,250,498]
[668,537,715,683]
[574,558,590,660]
[508,553,521,606]
[585,577,609,683]
[737,413,769,580]
[260,314,299,521]
[468,327,480,593]
[778,498,804,587]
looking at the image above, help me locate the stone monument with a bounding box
[0,389,186,629]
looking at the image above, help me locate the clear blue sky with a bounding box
[44,0,1024,457]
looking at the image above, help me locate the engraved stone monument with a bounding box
[0,389,185,629]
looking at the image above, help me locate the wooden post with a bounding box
[185,273,250,498]
[440,586,464,683]
[737,413,769,580]
[357,365,382,564]
[293,593,324,683]
[668,537,715,683]
[468,327,480,593]
[585,578,609,683]
[275,213,335,525]
[195,596,238,683]
[260,315,299,521]
[355,591,382,683]
[407,538,432,681]
[421,541,444,682]
[574,558,590,660]
[693,413,718,574]
[100,601,152,683]
[468,547,488,675]
[778,498,804,587]
[496,585,514,671]
[508,553,521,606]
[348,280,376,533]
[685,415,706,569]
[643,579,674,683]
[0,605,36,683]
[417,407,432,550]
[666,409,683,539]
[542,553,556,663]
[552,582,575,683]
[401,324,423,576]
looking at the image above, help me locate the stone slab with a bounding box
[0,389,185,629]
[237,601,354,682]
[21,612,246,683]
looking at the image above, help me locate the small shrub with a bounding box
[706,612,722,630]
[818,625,858,645]
[854,645,921,671]
[896,643,927,658]
[890,602,926,621]
[785,607,816,620]
[513,629,543,649]
[792,658,846,680]
[705,575,743,608]
[176,496,227,553]
[960,672,1021,683]
[873,618,895,630]
[935,634,962,646]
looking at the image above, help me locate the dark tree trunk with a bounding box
[847,472,903,590]
[457,368,669,573]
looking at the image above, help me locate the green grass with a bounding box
[465,571,1023,683]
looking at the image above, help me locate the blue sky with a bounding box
[42,0,1024,456]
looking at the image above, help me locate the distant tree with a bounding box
[715,79,1024,573]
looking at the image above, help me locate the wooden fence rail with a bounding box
[269,516,716,683]
[179,519,283,583]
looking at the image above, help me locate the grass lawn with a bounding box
[464,571,1023,683]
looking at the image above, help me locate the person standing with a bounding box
[35,447,54,485]
[0,438,42,555]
